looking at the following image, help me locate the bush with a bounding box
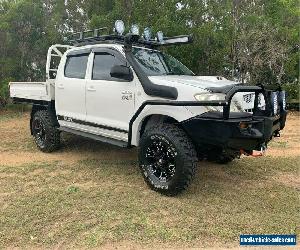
[282,81,300,102]
[0,78,12,108]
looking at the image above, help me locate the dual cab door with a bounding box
[55,48,135,140]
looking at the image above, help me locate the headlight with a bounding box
[194,93,226,102]
[194,93,226,112]
[194,93,247,113]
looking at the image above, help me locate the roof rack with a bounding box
[67,27,193,48]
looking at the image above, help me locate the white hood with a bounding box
[148,75,237,90]
[148,75,238,100]
[147,75,263,112]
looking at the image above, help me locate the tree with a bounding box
[0,0,299,108]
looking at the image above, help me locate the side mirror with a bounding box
[110,65,133,81]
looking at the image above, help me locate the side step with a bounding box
[59,126,128,148]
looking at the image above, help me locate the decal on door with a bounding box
[57,115,128,133]
[121,91,133,101]
[63,116,73,122]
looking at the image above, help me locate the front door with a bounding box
[85,48,135,140]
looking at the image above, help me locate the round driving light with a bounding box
[143,27,152,41]
[271,92,278,115]
[114,20,125,35]
[279,91,286,110]
[156,31,164,42]
[130,24,139,35]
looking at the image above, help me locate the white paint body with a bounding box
[9,44,262,146]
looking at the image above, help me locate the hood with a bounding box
[148,75,238,91]
[147,75,260,113]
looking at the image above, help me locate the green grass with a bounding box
[0,156,299,248]
[0,111,299,248]
[0,104,31,120]
[0,110,25,121]
[269,140,288,148]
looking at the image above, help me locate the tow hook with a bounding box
[240,144,267,157]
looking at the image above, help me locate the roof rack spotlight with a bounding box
[67,20,193,47]
[130,24,140,35]
[143,27,152,41]
[114,20,125,35]
[156,31,164,42]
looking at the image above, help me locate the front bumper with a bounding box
[181,110,287,151]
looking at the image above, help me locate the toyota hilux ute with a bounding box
[9,21,287,196]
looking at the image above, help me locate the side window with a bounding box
[92,52,125,80]
[64,54,89,79]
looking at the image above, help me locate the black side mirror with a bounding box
[110,65,133,81]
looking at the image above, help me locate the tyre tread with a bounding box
[139,123,198,196]
[33,110,60,153]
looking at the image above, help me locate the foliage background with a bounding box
[0,0,299,106]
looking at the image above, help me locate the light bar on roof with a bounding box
[161,35,192,45]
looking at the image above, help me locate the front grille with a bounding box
[243,93,253,103]
[243,93,262,105]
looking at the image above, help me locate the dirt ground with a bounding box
[0,112,137,166]
[0,111,299,166]
[0,111,299,249]
[266,112,300,157]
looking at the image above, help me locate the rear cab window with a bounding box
[64,52,89,79]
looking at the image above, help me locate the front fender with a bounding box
[130,105,195,146]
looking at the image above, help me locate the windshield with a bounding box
[132,47,194,76]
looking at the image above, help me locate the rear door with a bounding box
[85,48,135,140]
[55,50,90,124]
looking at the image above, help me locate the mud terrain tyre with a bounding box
[138,123,198,196]
[31,110,60,152]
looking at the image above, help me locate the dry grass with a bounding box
[0,110,299,249]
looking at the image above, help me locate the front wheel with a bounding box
[138,123,198,196]
[31,110,60,152]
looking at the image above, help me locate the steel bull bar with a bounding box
[128,85,287,149]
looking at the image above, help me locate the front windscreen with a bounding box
[132,47,194,76]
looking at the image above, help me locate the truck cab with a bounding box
[9,21,287,196]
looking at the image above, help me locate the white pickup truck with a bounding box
[10,21,287,196]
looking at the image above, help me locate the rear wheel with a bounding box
[32,110,60,152]
[138,123,198,196]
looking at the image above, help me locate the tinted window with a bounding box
[93,52,125,80]
[65,54,89,79]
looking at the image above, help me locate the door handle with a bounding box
[87,86,96,92]
[57,84,64,89]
